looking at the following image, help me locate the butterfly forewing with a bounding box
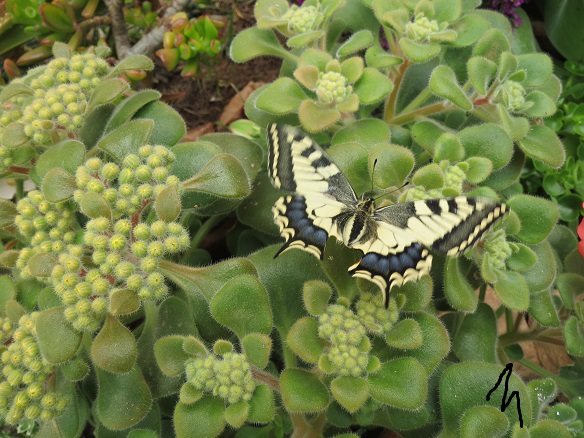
[267,124,357,204]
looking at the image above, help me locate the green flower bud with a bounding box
[75,300,91,315]
[119,183,134,197]
[62,273,79,288]
[86,157,102,172]
[24,405,41,420]
[91,297,108,314]
[316,71,352,104]
[136,165,152,182]
[134,223,150,240]
[86,179,105,193]
[137,184,154,199]
[109,234,126,251]
[62,290,77,305]
[92,278,110,295]
[114,219,132,235]
[138,145,153,158]
[147,241,165,257]
[140,256,158,272]
[92,250,107,265]
[147,154,163,168]
[405,13,441,42]
[131,241,148,258]
[114,261,134,279]
[103,188,118,203]
[283,4,324,34]
[152,167,168,181]
[123,154,141,169]
[92,234,109,250]
[494,80,530,112]
[150,221,167,237]
[101,162,120,180]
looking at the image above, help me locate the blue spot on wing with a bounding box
[275,195,330,259]
[349,242,426,306]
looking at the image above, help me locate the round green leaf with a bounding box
[337,30,374,57]
[493,271,529,311]
[248,385,275,424]
[256,78,306,115]
[440,362,529,434]
[109,288,141,316]
[523,91,557,118]
[280,368,330,412]
[385,318,423,350]
[241,333,272,369]
[155,185,181,223]
[556,273,584,309]
[516,53,553,88]
[210,274,272,338]
[96,366,153,430]
[353,67,394,105]
[369,357,427,409]
[35,307,82,364]
[472,28,510,61]
[413,163,445,190]
[78,192,111,219]
[230,28,289,62]
[183,153,251,199]
[41,168,76,202]
[330,376,370,413]
[452,14,490,47]
[298,100,340,132]
[529,288,560,327]
[434,132,464,162]
[105,89,161,132]
[522,241,556,293]
[517,125,565,169]
[96,119,153,162]
[506,243,537,271]
[460,405,509,438]
[134,100,186,147]
[529,419,572,438]
[36,140,86,178]
[225,401,250,428]
[564,317,584,357]
[28,253,57,278]
[370,143,414,189]
[174,397,225,438]
[400,38,441,63]
[459,124,513,170]
[60,358,90,382]
[302,280,332,316]
[91,314,137,373]
[109,54,154,76]
[444,257,478,312]
[154,335,192,377]
[453,303,497,363]
[88,78,130,112]
[1,122,28,148]
[507,194,559,244]
[287,316,325,364]
[466,157,493,183]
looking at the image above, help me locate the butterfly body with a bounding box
[267,123,507,306]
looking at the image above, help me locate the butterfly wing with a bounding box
[267,124,357,259]
[348,197,507,305]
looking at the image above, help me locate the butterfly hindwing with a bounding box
[272,194,344,259]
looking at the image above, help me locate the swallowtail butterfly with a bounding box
[267,124,507,307]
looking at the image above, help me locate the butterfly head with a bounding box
[357,197,376,215]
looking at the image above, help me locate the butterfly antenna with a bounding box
[367,159,378,200]
[372,181,410,203]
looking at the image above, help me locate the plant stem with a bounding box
[384,58,409,121]
[515,357,579,398]
[398,86,432,115]
[15,178,24,200]
[389,101,449,125]
[190,214,226,249]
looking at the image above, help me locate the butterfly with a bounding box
[267,123,508,307]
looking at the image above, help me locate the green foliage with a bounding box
[155,13,223,78]
[0,1,582,437]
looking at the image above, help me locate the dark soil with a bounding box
[150,1,281,130]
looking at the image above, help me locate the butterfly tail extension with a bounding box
[272,195,329,260]
[348,243,433,308]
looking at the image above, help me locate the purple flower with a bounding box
[490,0,530,27]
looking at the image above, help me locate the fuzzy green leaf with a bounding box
[134,100,186,146]
[298,100,340,132]
[280,368,330,412]
[506,243,537,271]
[385,319,423,349]
[41,168,76,202]
[460,406,509,438]
[154,335,192,377]
[287,316,325,364]
[466,157,493,183]
[78,192,111,219]
[517,125,565,169]
[468,57,498,95]
[564,317,584,357]
[370,143,414,189]
[91,314,137,373]
[256,78,307,114]
[493,271,529,311]
[183,153,251,199]
[109,288,141,316]
[369,358,427,409]
[330,376,370,413]
[230,28,289,62]
[241,333,272,369]
[173,398,225,438]
[35,307,82,364]
[337,30,374,57]
[87,78,130,112]
[507,195,559,244]
[453,303,497,363]
[556,273,584,310]
[516,53,553,87]
[97,119,153,161]
[459,124,513,169]
[353,67,394,105]
[472,29,509,61]
[210,275,272,338]
[302,280,332,316]
[444,257,477,312]
[225,401,250,428]
[400,38,441,63]
[430,65,472,110]
[413,163,445,189]
[529,288,560,327]
[248,385,275,424]
[440,362,529,434]
[36,140,86,178]
[155,185,181,223]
